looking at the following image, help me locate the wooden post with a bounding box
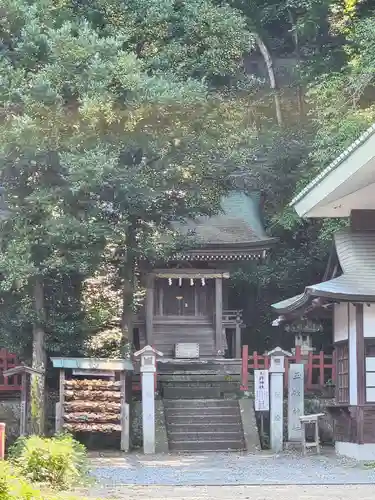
[235,322,241,359]
[120,371,129,452]
[20,372,27,436]
[215,277,223,355]
[319,351,325,387]
[56,369,65,433]
[145,276,154,346]
[0,423,5,459]
[241,345,249,390]
[307,351,313,389]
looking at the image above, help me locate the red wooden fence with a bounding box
[241,345,336,391]
[0,349,22,392]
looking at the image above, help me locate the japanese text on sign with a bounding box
[254,369,269,412]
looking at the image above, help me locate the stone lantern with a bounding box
[285,318,322,356]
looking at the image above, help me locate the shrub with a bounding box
[9,434,89,490]
[0,461,42,500]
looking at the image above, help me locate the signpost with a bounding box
[254,369,269,443]
[287,364,304,443]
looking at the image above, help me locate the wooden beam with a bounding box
[215,277,223,355]
[145,275,154,345]
[152,269,230,279]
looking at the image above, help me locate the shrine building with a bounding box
[272,123,375,460]
[134,191,276,362]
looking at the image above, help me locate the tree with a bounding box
[0,0,259,432]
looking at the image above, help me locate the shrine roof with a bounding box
[175,192,277,260]
[272,229,375,317]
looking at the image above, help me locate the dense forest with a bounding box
[0,0,375,428]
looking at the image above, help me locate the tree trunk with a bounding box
[288,9,304,119]
[255,33,283,126]
[120,227,136,353]
[31,275,47,435]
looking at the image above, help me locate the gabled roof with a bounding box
[272,229,375,318]
[291,123,375,207]
[176,192,277,261]
[290,123,375,218]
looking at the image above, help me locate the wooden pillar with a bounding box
[356,303,365,444]
[56,369,65,433]
[146,275,154,345]
[235,322,241,359]
[215,277,223,355]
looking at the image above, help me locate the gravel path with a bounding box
[90,451,375,487]
[84,485,375,500]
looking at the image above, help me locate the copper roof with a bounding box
[175,192,277,260]
[272,228,375,314]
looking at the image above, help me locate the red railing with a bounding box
[0,349,22,392]
[241,345,336,391]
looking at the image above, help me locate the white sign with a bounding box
[175,343,199,359]
[254,369,269,412]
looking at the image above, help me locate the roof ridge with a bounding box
[290,122,375,206]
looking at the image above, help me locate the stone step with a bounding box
[168,431,244,441]
[163,386,221,399]
[166,414,242,425]
[164,399,238,408]
[168,439,245,452]
[165,407,240,416]
[167,422,241,433]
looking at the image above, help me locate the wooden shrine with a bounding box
[51,357,133,452]
[133,192,276,361]
[272,122,375,460]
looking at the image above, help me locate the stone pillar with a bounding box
[215,277,223,355]
[287,363,304,443]
[134,345,163,454]
[268,347,291,453]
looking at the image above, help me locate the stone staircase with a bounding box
[164,399,246,452]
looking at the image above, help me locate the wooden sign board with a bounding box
[254,369,269,412]
[175,343,199,359]
[72,369,115,378]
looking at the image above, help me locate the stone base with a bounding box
[336,441,375,460]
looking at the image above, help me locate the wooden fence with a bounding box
[241,345,336,391]
[0,349,22,392]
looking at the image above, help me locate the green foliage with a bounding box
[0,461,42,500]
[0,0,258,356]
[9,435,88,490]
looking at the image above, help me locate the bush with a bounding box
[0,461,42,500]
[9,434,89,490]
